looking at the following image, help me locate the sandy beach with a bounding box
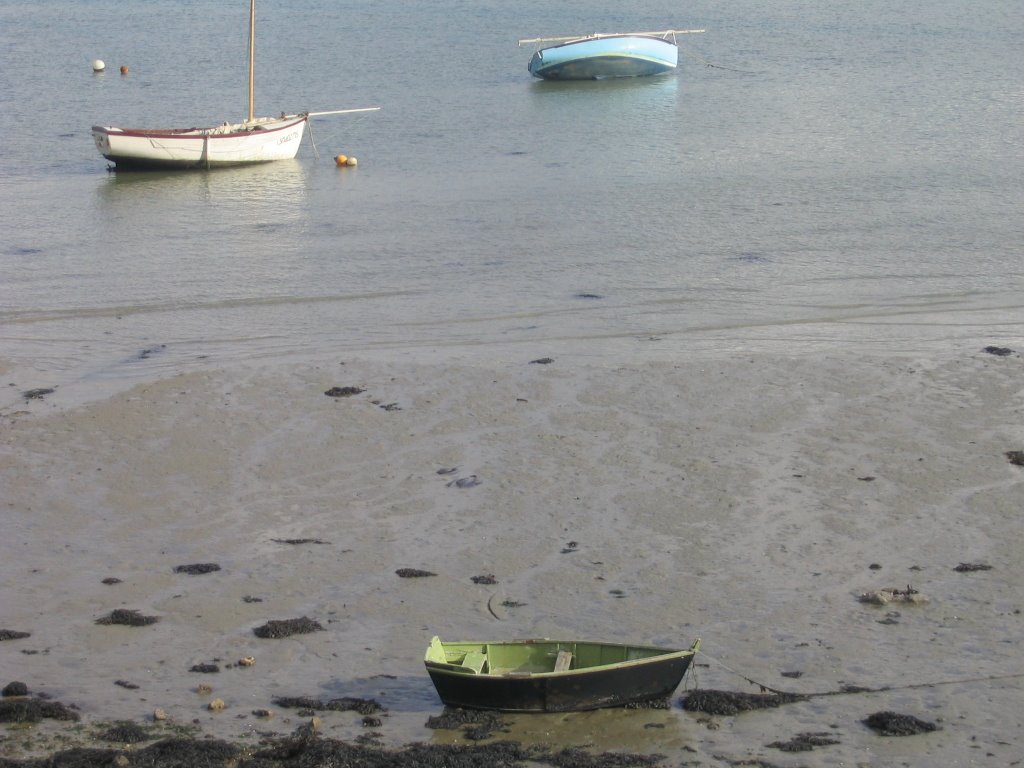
[2,346,1022,766]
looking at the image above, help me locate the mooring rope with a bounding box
[695,647,1024,699]
[678,46,758,74]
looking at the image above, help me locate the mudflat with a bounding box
[2,348,1021,766]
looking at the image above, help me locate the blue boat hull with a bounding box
[528,35,678,80]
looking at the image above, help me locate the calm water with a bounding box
[1,0,1022,401]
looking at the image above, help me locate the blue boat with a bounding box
[519,29,705,81]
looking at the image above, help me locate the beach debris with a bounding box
[953,562,993,572]
[501,599,526,608]
[983,346,1014,356]
[95,609,159,626]
[780,670,803,679]
[680,689,808,716]
[436,467,458,475]
[396,568,436,578]
[561,541,579,553]
[273,696,384,715]
[238,656,256,667]
[575,293,604,299]
[252,708,273,718]
[863,711,938,736]
[98,721,150,744]
[530,357,554,365]
[195,684,213,695]
[378,402,401,411]
[362,715,382,727]
[242,595,263,603]
[857,585,928,605]
[101,577,123,584]
[1005,451,1024,467]
[189,663,220,674]
[253,617,324,639]
[471,574,497,585]
[324,386,364,397]
[152,708,168,721]
[0,697,79,723]
[22,387,54,400]
[447,475,481,488]
[173,562,221,575]
[114,680,139,690]
[767,731,841,752]
[0,630,30,641]
[2,682,28,697]
[208,698,226,711]
[272,537,329,545]
[857,475,875,481]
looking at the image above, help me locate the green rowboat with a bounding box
[425,636,700,712]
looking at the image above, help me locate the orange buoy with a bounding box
[334,154,348,166]
[119,65,129,75]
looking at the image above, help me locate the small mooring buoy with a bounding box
[92,59,106,72]
[334,154,348,166]
[119,65,129,75]
[346,157,358,166]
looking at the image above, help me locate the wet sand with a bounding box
[2,347,1022,766]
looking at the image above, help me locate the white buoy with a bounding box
[346,157,358,166]
[92,59,106,72]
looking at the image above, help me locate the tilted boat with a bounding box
[518,29,705,81]
[92,0,379,170]
[424,636,700,712]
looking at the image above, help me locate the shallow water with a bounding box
[2,0,1023,406]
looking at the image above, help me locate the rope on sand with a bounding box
[684,647,1024,714]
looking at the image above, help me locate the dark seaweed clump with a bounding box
[254,617,324,639]
[0,698,79,723]
[426,707,510,741]
[471,574,498,585]
[953,562,993,572]
[863,711,938,736]
[2,682,28,697]
[0,629,31,641]
[22,388,55,400]
[768,731,841,751]
[1005,451,1024,466]
[272,538,329,545]
[95,609,159,626]
[273,696,384,716]
[680,689,808,715]
[174,562,221,575]
[983,346,1013,356]
[396,568,436,578]
[190,663,220,674]
[1,725,673,767]
[97,721,151,744]
[325,386,365,397]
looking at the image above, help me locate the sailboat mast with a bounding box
[247,0,255,122]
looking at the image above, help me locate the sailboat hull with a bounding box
[92,115,307,170]
[528,35,678,80]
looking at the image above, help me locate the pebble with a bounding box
[208,698,226,711]
[153,707,168,721]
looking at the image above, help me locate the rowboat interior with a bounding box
[426,637,678,676]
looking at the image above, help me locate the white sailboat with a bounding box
[92,0,379,170]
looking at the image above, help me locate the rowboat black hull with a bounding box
[427,652,694,712]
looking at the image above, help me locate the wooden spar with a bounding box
[306,107,382,117]
[247,0,255,123]
[518,28,704,46]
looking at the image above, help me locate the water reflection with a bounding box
[96,159,310,222]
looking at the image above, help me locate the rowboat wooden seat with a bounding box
[462,650,488,674]
[554,650,573,671]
